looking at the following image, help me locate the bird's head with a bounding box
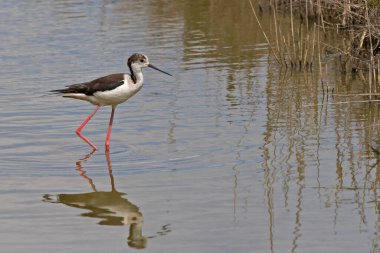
[127,53,172,76]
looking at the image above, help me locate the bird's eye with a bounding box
[140,59,144,63]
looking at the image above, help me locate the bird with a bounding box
[51,53,172,151]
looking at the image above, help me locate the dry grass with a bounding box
[252,0,380,97]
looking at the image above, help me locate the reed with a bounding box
[253,0,380,97]
[250,0,317,71]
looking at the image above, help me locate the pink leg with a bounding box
[76,106,100,150]
[105,105,116,151]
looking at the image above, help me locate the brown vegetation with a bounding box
[251,0,380,96]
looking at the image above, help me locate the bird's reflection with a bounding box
[43,150,147,249]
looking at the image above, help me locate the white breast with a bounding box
[93,75,143,106]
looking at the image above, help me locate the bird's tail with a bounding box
[50,82,89,94]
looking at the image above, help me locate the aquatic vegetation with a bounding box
[251,0,380,97]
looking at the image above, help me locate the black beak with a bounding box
[148,64,172,76]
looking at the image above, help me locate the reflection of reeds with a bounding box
[260,65,380,250]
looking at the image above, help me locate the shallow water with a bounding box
[1,0,379,252]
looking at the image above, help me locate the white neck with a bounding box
[131,65,144,85]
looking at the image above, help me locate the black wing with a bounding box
[51,73,125,96]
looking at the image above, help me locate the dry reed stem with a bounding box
[305,0,309,31]
[303,34,309,68]
[298,25,302,67]
[282,35,291,68]
[317,0,325,32]
[365,0,374,99]
[317,21,324,86]
[272,3,281,64]
[310,23,316,69]
[333,93,380,97]
[290,1,296,64]
[304,99,380,107]
[248,0,281,64]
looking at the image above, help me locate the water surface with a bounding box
[0,0,379,252]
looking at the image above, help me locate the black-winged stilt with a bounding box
[51,53,172,150]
